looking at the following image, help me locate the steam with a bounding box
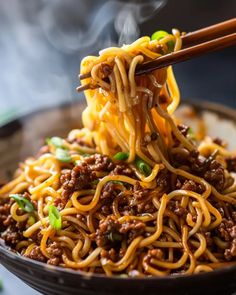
[0,0,166,125]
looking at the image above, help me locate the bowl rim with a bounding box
[0,99,236,283]
[1,237,236,283]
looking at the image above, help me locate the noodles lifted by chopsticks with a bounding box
[1,29,236,277]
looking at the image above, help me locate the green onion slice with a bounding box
[113,152,129,161]
[48,205,62,230]
[10,194,34,213]
[151,30,175,52]
[55,148,72,163]
[135,157,152,176]
[46,136,65,149]
[50,136,65,148]
[108,231,122,242]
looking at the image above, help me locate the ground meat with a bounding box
[177,124,190,137]
[85,154,115,172]
[217,218,234,241]
[216,218,236,261]
[175,179,205,194]
[168,200,188,217]
[30,231,43,244]
[60,162,97,199]
[25,246,47,263]
[156,168,171,191]
[203,160,225,192]
[47,257,60,266]
[111,164,135,178]
[0,199,12,229]
[100,248,118,262]
[100,182,120,200]
[46,241,62,266]
[226,156,236,172]
[94,215,145,250]
[53,197,66,210]
[173,148,226,192]
[99,182,125,215]
[225,239,236,261]
[127,182,155,214]
[188,150,207,172]
[101,63,113,77]
[47,241,63,257]
[213,137,227,147]
[1,226,23,246]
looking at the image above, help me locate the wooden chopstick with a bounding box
[136,32,236,76]
[182,18,236,47]
[77,18,236,92]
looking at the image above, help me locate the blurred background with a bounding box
[0,0,235,294]
[0,0,235,127]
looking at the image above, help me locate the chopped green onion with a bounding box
[46,136,65,149]
[48,205,62,230]
[135,157,152,176]
[55,148,72,163]
[81,153,91,158]
[91,179,99,185]
[151,30,175,52]
[50,136,65,148]
[10,194,34,213]
[45,137,51,145]
[108,231,122,243]
[151,30,169,41]
[110,180,124,185]
[113,152,129,161]
[187,127,194,135]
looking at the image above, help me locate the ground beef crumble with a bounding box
[226,156,236,172]
[84,154,115,172]
[25,246,47,263]
[93,215,145,250]
[60,162,97,199]
[216,218,236,261]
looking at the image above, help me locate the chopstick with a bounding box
[77,18,236,92]
[181,18,236,47]
[136,32,236,76]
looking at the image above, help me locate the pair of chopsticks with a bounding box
[77,18,236,92]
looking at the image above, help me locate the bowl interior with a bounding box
[0,99,236,295]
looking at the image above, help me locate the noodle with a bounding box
[1,28,236,277]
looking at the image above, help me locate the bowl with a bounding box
[0,100,236,295]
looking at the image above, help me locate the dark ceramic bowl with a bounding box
[0,100,236,295]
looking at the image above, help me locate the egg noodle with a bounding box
[1,29,236,277]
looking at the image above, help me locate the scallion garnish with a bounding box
[135,157,152,176]
[48,205,62,230]
[108,231,122,243]
[50,136,65,148]
[151,30,175,52]
[110,180,124,185]
[10,194,34,213]
[55,148,72,163]
[46,136,71,163]
[113,152,129,161]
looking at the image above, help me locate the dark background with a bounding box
[0,0,235,126]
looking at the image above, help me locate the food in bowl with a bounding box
[1,29,236,277]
